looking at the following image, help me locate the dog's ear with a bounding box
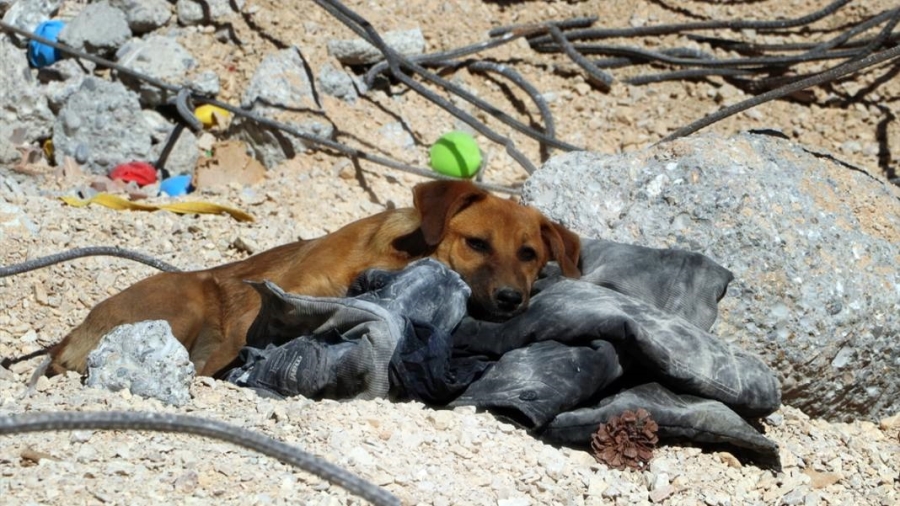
[541,218,582,278]
[413,180,488,246]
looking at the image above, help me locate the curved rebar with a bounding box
[527,0,854,45]
[466,60,558,158]
[659,44,900,143]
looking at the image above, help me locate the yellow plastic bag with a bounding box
[61,193,254,222]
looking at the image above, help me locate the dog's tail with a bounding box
[3,347,57,397]
[1,347,51,369]
[2,347,54,397]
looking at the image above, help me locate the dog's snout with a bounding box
[495,287,525,312]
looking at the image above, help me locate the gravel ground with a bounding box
[2,0,899,504]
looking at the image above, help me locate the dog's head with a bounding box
[399,180,581,321]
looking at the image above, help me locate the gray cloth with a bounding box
[225,239,782,465]
[543,382,780,468]
[451,277,779,418]
[578,239,733,331]
[227,258,469,400]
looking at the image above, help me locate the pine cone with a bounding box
[591,408,660,470]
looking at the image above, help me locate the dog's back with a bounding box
[48,208,424,376]
[48,181,581,378]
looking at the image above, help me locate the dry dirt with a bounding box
[1,0,899,504]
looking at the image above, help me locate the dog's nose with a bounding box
[495,287,524,312]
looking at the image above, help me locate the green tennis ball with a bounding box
[429,131,482,179]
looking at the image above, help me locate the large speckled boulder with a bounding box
[523,133,900,421]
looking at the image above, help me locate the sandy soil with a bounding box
[1,0,899,504]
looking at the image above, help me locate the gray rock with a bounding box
[175,0,243,26]
[141,109,175,143]
[115,35,197,107]
[58,2,131,56]
[139,112,198,175]
[240,46,318,111]
[1,0,60,45]
[318,62,358,102]
[326,28,425,65]
[0,36,54,143]
[0,130,18,165]
[41,58,88,111]
[149,123,199,175]
[0,200,39,241]
[85,320,194,407]
[44,56,89,80]
[233,46,334,168]
[109,0,171,34]
[232,115,333,169]
[52,77,152,174]
[378,121,414,150]
[188,69,220,97]
[523,133,900,421]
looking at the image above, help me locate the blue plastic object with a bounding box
[27,20,66,68]
[159,175,194,197]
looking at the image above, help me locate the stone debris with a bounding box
[148,123,198,176]
[0,0,898,504]
[232,46,334,168]
[58,1,131,56]
[41,58,89,110]
[115,34,197,107]
[326,28,426,65]
[0,36,54,145]
[187,69,220,97]
[0,201,38,239]
[1,0,61,45]
[85,319,195,406]
[51,77,152,174]
[108,0,171,34]
[174,0,244,26]
[317,61,359,102]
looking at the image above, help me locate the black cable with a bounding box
[0,411,399,506]
[466,60,558,157]
[626,67,760,85]
[361,31,580,152]
[0,247,182,277]
[488,16,597,38]
[536,42,861,68]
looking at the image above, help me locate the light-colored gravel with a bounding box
[2,0,899,504]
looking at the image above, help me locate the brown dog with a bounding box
[48,180,581,377]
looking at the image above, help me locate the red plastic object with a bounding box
[109,161,158,186]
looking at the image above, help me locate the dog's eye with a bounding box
[466,237,491,254]
[518,246,537,262]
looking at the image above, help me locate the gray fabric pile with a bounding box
[225,239,782,466]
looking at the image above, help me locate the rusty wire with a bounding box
[0,19,522,194]
[2,0,898,190]
[346,0,897,164]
